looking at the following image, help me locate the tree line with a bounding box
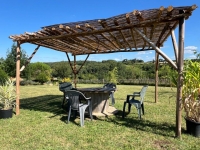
[0,43,179,85]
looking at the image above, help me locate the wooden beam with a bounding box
[98,20,125,50]
[16,41,21,115]
[167,6,174,16]
[66,52,75,74]
[157,6,165,18]
[20,45,40,71]
[10,13,191,42]
[114,19,132,50]
[155,52,159,103]
[85,23,120,50]
[126,13,131,24]
[133,28,177,70]
[156,23,170,46]
[171,29,178,64]
[74,55,77,88]
[76,54,90,74]
[133,10,144,21]
[76,24,113,52]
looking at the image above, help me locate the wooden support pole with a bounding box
[155,52,159,103]
[133,28,177,70]
[175,14,185,138]
[74,55,77,88]
[16,41,21,115]
[171,30,178,64]
[77,54,90,74]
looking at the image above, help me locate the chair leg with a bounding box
[128,103,132,113]
[67,106,72,124]
[141,103,144,115]
[122,101,127,118]
[89,104,93,120]
[138,108,142,119]
[79,104,88,127]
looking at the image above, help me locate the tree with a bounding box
[29,62,52,84]
[48,61,71,78]
[4,43,28,77]
[107,67,118,84]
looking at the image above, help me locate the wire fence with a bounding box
[76,78,171,86]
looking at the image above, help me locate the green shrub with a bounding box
[0,68,8,85]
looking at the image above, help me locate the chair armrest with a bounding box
[133,92,140,97]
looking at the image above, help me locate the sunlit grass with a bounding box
[0,84,199,149]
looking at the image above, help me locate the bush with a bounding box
[20,80,40,86]
[0,68,8,85]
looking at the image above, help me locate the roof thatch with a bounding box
[9,5,197,56]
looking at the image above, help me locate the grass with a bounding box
[0,84,200,150]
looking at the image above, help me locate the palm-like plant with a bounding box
[0,79,16,110]
[182,60,200,122]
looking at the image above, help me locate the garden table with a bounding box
[77,87,118,116]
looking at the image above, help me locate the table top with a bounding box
[77,87,116,93]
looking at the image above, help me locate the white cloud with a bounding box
[184,46,197,54]
[137,51,152,55]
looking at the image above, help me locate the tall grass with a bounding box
[0,84,199,150]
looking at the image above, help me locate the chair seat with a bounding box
[129,99,140,104]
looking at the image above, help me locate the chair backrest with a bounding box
[139,85,148,103]
[103,83,117,89]
[65,90,88,110]
[59,82,73,92]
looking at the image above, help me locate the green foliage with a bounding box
[0,68,8,85]
[61,77,71,83]
[107,67,118,84]
[182,60,200,122]
[4,43,28,77]
[29,62,52,84]
[48,61,71,78]
[0,79,16,109]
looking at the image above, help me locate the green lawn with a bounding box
[0,84,199,150]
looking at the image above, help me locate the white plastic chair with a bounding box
[122,85,148,119]
[65,90,93,126]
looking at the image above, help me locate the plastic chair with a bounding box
[65,90,93,126]
[103,83,116,105]
[122,85,148,119]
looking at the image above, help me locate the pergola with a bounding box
[9,5,197,137]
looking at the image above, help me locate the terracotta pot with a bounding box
[185,117,200,137]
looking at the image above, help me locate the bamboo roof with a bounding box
[9,5,197,56]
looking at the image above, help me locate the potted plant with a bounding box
[182,60,200,137]
[0,79,16,119]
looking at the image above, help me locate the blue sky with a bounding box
[0,0,200,62]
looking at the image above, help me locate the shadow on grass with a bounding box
[19,95,88,126]
[20,95,64,115]
[19,95,178,135]
[96,110,177,137]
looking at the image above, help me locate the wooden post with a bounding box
[16,41,21,115]
[175,12,185,138]
[155,52,159,103]
[74,55,77,88]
